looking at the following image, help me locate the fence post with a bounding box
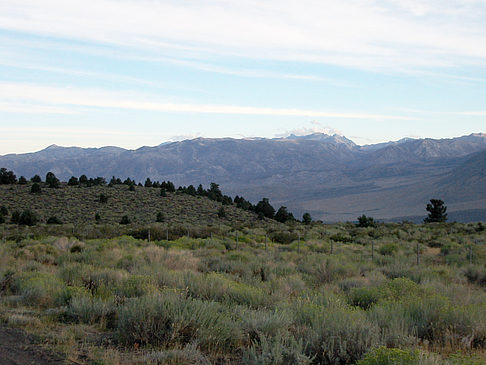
[371,241,374,261]
[469,245,473,265]
[297,233,301,254]
[148,229,151,242]
[416,242,420,265]
[330,240,333,255]
[166,229,169,241]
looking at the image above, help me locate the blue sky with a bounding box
[0,0,485,154]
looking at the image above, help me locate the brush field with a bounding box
[1,219,486,364]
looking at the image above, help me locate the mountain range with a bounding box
[1,133,485,222]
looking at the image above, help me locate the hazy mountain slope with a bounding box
[1,133,485,222]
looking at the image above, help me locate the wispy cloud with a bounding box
[0,82,412,120]
[0,0,485,72]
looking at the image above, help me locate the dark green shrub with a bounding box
[120,215,130,225]
[218,207,226,218]
[0,205,8,216]
[0,269,15,295]
[47,216,63,224]
[270,231,298,244]
[357,215,377,228]
[13,209,38,226]
[330,233,353,243]
[10,210,20,224]
[18,176,27,185]
[99,193,108,203]
[156,212,165,222]
[30,182,41,194]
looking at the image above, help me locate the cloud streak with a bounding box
[0,82,412,120]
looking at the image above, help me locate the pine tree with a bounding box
[254,198,275,219]
[275,206,292,223]
[302,212,312,225]
[424,199,448,223]
[68,176,79,186]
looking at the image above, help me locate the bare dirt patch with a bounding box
[0,326,65,365]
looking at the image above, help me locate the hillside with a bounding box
[0,183,258,227]
[1,133,486,222]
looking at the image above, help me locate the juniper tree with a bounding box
[275,206,292,223]
[255,198,275,219]
[424,199,448,223]
[31,174,42,183]
[30,183,41,194]
[45,172,60,188]
[0,168,17,184]
[68,176,79,186]
[302,212,312,225]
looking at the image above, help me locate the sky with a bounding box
[1,0,485,155]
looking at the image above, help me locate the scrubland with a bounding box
[1,221,485,364]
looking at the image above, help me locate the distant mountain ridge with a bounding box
[1,133,485,222]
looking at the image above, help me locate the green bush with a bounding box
[243,334,313,365]
[303,307,381,364]
[146,343,210,365]
[464,266,486,286]
[115,275,157,298]
[356,347,440,365]
[68,294,116,327]
[117,293,242,351]
[16,272,67,307]
[348,287,380,309]
[240,308,294,342]
[379,243,399,256]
